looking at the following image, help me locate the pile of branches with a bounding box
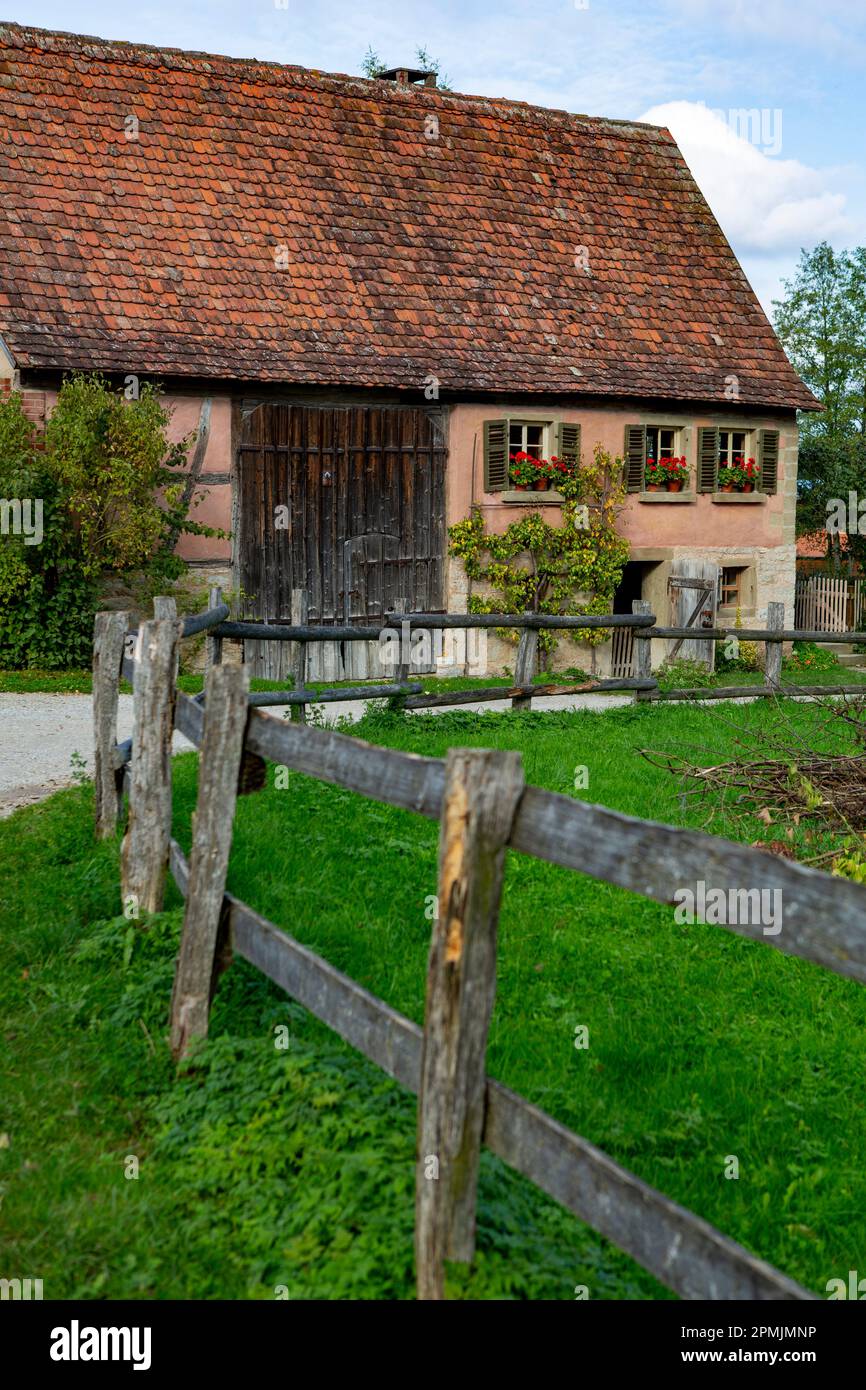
[640,694,866,851]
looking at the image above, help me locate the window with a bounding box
[719,565,746,607]
[718,430,750,467]
[624,424,686,492]
[509,421,549,461]
[483,418,580,492]
[645,426,680,462]
[697,427,779,495]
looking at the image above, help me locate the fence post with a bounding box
[154,595,182,686]
[632,600,653,699]
[93,611,129,838]
[290,589,308,724]
[206,584,223,671]
[392,597,410,683]
[415,747,525,1300]
[764,601,784,689]
[170,663,251,1059]
[120,618,180,916]
[512,616,538,709]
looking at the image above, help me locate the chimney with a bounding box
[377,67,437,89]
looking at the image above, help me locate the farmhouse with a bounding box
[0,23,819,675]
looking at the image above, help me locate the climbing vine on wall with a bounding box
[448,445,630,652]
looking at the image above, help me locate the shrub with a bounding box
[784,641,839,673]
[0,376,225,667]
[655,656,717,690]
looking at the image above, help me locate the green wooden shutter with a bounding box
[624,425,645,493]
[759,429,780,494]
[483,419,509,492]
[555,421,581,467]
[697,427,719,493]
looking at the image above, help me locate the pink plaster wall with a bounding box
[29,387,234,563]
[162,394,232,562]
[446,402,794,548]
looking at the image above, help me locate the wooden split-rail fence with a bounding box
[92,596,866,1301]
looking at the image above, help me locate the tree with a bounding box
[773,243,854,441]
[773,243,866,565]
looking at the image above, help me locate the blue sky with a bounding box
[8,0,865,314]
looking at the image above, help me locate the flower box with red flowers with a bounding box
[508,452,577,493]
[718,456,759,492]
[661,455,689,491]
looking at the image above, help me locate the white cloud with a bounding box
[639,100,850,256]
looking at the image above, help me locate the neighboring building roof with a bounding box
[0,23,820,408]
[797,530,845,557]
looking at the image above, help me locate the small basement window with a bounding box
[719,565,746,607]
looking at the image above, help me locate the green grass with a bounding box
[3,664,865,696]
[2,699,865,1299]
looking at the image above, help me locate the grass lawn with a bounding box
[2,698,865,1299]
[2,660,865,696]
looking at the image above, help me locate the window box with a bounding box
[502,489,566,503]
[637,490,694,503]
[710,491,765,504]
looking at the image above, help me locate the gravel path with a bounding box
[0,689,634,817]
[0,685,850,819]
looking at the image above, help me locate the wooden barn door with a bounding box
[667,558,719,670]
[237,404,446,679]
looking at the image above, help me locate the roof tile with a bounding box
[0,23,818,409]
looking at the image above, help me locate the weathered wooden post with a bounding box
[120,618,180,916]
[170,663,250,1059]
[290,588,308,725]
[764,601,784,690]
[632,600,654,700]
[511,616,538,709]
[154,595,181,685]
[415,747,525,1300]
[206,584,223,671]
[93,610,129,838]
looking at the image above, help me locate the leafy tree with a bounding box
[774,243,854,441]
[773,243,866,566]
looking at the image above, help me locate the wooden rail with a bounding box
[202,592,865,712]
[95,594,866,1301]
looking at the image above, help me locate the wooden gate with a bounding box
[236,403,447,679]
[795,575,848,633]
[668,558,719,669]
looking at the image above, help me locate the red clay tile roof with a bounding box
[797,530,842,557]
[0,23,819,409]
